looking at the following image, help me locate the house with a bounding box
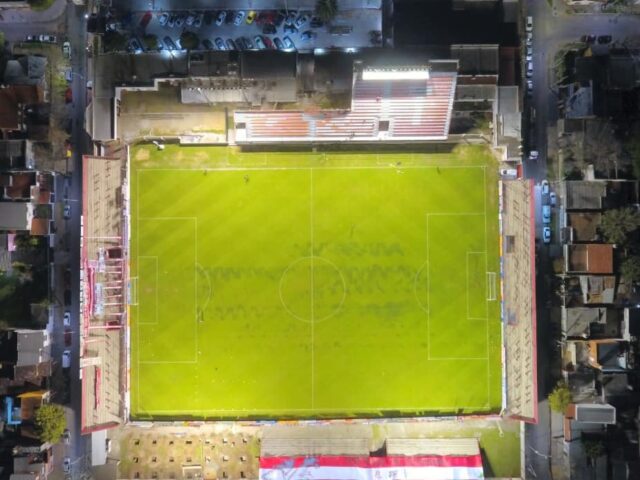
[0,171,54,236]
[563,181,607,211]
[0,85,43,134]
[3,56,47,88]
[566,212,602,243]
[562,307,629,340]
[564,275,617,306]
[588,339,630,373]
[0,140,36,171]
[10,446,54,480]
[0,330,52,389]
[565,244,613,274]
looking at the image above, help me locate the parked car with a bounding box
[185,12,196,26]
[63,41,71,59]
[63,311,71,327]
[39,34,57,43]
[549,192,557,206]
[226,38,237,50]
[25,34,37,42]
[215,37,226,50]
[63,429,71,445]
[202,38,214,50]
[526,79,533,96]
[525,46,532,61]
[246,11,257,24]
[175,14,185,27]
[282,36,295,50]
[294,14,310,29]
[262,23,276,35]
[500,168,518,178]
[140,11,152,28]
[526,16,533,32]
[283,23,298,34]
[310,17,324,28]
[193,13,203,28]
[235,37,247,50]
[244,36,254,49]
[163,36,176,51]
[274,12,286,27]
[301,30,316,42]
[597,35,612,44]
[253,36,266,50]
[284,10,298,24]
[63,203,71,219]
[215,10,227,26]
[542,227,551,244]
[233,11,246,26]
[526,32,533,47]
[526,61,533,78]
[541,179,550,195]
[158,12,169,26]
[262,36,274,49]
[529,150,539,161]
[62,350,71,369]
[542,205,551,223]
[168,14,177,28]
[64,328,72,347]
[581,34,596,44]
[63,457,71,473]
[127,37,143,53]
[274,37,285,50]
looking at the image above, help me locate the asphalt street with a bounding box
[523,2,640,479]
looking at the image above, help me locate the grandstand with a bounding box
[234,65,457,143]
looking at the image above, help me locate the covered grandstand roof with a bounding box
[235,67,457,143]
[259,454,484,480]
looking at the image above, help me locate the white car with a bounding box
[63,311,71,327]
[529,150,539,161]
[549,192,557,206]
[526,32,533,47]
[541,179,550,195]
[525,46,532,61]
[39,34,57,43]
[62,350,71,369]
[526,16,533,32]
[500,168,518,178]
[62,41,71,59]
[63,203,71,219]
[526,79,533,96]
[63,429,71,445]
[526,61,533,78]
[543,227,551,244]
[233,11,246,26]
[542,205,551,224]
[63,457,71,473]
[215,10,227,26]
[158,13,169,26]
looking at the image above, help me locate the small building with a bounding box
[0,85,43,135]
[563,181,607,211]
[3,56,48,88]
[562,307,629,340]
[566,212,602,243]
[565,244,613,274]
[0,330,52,386]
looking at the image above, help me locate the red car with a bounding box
[64,328,72,347]
[262,36,275,49]
[140,11,152,28]
[256,11,276,25]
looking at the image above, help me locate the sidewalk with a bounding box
[0,0,67,24]
[551,409,569,480]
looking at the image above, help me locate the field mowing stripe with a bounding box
[136,165,486,172]
[310,168,315,409]
[483,166,491,407]
[138,405,492,414]
[137,256,158,325]
[466,251,488,321]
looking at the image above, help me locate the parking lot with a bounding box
[118,8,382,53]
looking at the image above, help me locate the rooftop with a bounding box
[566,244,613,274]
[565,181,607,210]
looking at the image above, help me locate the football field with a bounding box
[129,145,502,419]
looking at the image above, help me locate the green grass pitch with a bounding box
[129,145,502,419]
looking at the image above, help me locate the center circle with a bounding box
[279,256,346,323]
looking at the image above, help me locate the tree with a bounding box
[621,256,640,283]
[103,31,127,52]
[582,438,605,460]
[179,31,199,51]
[599,207,640,245]
[34,404,66,443]
[548,382,571,413]
[315,0,338,23]
[142,34,158,51]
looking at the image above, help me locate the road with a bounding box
[523,2,640,479]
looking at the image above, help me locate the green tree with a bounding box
[179,31,199,51]
[315,0,338,23]
[582,438,605,460]
[599,207,640,245]
[103,31,127,52]
[27,0,55,11]
[34,404,66,443]
[621,256,640,283]
[548,382,572,413]
[142,34,158,51]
